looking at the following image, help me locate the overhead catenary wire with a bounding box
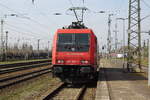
[5,23,49,38]
[0,2,19,15]
[6,25,49,40]
[6,20,49,35]
[68,0,74,6]
[26,17,50,30]
[6,28,43,40]
[6,28,39,48]
[0,2,50,30]
[141,0,150,9]
[139,0,150,22]
[29,0,66,25]
[0,2,52,48]
[33,5,53,22]
[6,27,50,50]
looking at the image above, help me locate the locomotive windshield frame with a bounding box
[57,33,90,52]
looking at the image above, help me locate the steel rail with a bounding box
[0,67,51,82]
[0,62,51,74]
[75,85,87,100]
[43,83,66,100]
[43,84,87,100]
[0,59,51,69]
[0,68,51,89]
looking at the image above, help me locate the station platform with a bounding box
[95,59,150,100]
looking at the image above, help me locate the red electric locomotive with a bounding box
[52,22,99,84]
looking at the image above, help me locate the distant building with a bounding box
[117,54,124,58]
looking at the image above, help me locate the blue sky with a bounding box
[0,0,150,50]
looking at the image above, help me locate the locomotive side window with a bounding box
[57,33,90,52]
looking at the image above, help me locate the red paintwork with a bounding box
[52,29,98,68]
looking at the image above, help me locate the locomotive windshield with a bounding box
[57,33,89,52]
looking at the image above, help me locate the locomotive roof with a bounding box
[56,29,95,35]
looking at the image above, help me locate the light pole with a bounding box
[113,18,119,63]
[0,19,4,61]
[0,14,18,61]
[141,31,150,86]
[5,31,8,61]
[47,41,50,59]
[97,12,114,58]
[114,19,119,52]
[107,14,114,59]
[116,18,128,70]
[37,39,40,59]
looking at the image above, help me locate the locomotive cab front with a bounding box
[52,29,98,83]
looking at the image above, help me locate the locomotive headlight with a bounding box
[81,60,89,64]
[57,60,64,64]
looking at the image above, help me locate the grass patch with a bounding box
[0,75,60,100]
[134,57,148,67]
[141,58,148,66]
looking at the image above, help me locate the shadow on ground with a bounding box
[98,68,147,81]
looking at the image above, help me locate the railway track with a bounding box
[0,59,96,99]
[0,59,51,69]
[0,67,51,89]
[0,60,52,89]
[0,60,51,74]
[0,62,51,74]
[43,83,87,100]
